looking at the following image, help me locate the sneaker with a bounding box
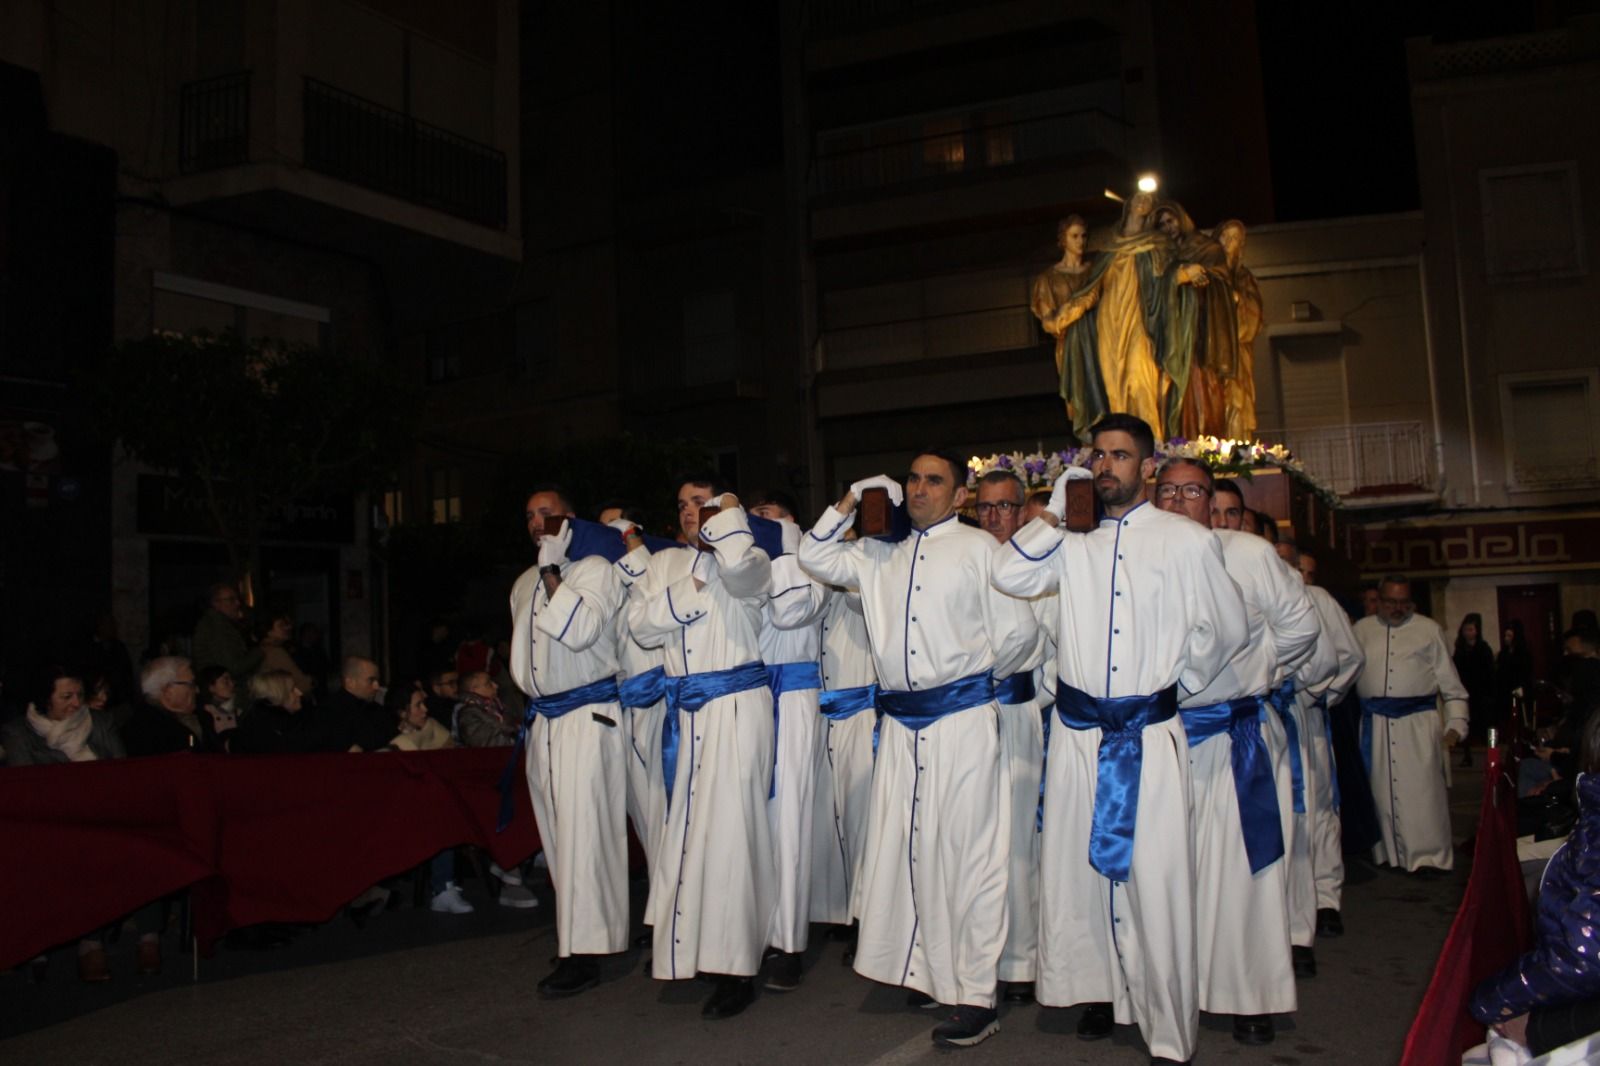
[490,862,524,887]
[498,884,539,909]
[931,1005,999,1048]
[430,883,474,914]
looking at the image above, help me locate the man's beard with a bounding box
[1095,475,1140,508]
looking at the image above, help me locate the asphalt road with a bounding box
[1,764,1487,1064]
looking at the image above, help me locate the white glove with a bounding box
[607,517,640,542]
[849,474,904,508]
[1046,466,1093,520]
[777,517,802,555]
[537,520,572,568]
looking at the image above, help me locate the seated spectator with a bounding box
[197,665,242,735]
[230,670,327,754]
[1472,712,1600,1054]
[292,622,331,700]
[258,613,315,699]
[424,667,460,727]
[2,667,164,980]
[455,626,492,677]
[326,656,401,752]
[84,610,137,708]
[191,582,265,678]
[489,637,517,706]
[123,657,222,755]
[388,684,454,752]
[454,671,516,748]
[84,672,134,731]
[3,666,124,765]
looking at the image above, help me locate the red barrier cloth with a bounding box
[0,748,540,968]
[1400,748,1534,1066]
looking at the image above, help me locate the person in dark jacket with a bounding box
[230,670,331,754]
[1472,712,1600,1054]
[122,656,223,755]
[1454,613,1496,768]
[324,656,398,752]
[1497,620,1534,727]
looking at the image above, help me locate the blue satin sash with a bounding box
[819,684,877,720]
[618,666,668,709]
[660,661,768,813]
[1267,680,1305,814]
[1314,694,1341,809]
[876,671,996,732]
[1055,682,1178,882]
[496,675,621,830]
[1360,693,1438,775]
[767,662,821,796]
[994,672,1037,705]
[1180,696,1285,873]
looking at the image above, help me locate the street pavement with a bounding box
[2,761,1490,1064]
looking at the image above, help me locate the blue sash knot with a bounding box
[661,661,768,814]
[767,662,822,796]
[1181,696,1285,873]
[877,671,996,732]
[497,675,621,831]
[1267,680,1305,814]
[1055,682,1178,882]
[618,666,668,709]
[994,672,1037,705]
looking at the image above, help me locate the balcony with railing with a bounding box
[812,108,1127,197]
[302,78,507,229]
[180,72,251,173]
[1258,421,1439,502]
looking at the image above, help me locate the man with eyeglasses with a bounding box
[1352,575,1469,873]
[993,414,1248,1065]
[800,451,1038,1049]
[975,469,1050,1006]
[1153,458,1318,1047]
[192,582,265,678]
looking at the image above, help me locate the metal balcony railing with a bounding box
[180,72,251,173]
[812,108,1127,196]
[302,78,507,229]
[1257,421,1437,498]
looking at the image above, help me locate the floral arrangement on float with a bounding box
[966,436,1341,506]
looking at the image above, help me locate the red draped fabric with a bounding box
[0,748,541,968]
[1400,748,1534,1066]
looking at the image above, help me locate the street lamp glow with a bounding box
[1136,173,1159,194]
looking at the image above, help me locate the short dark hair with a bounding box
[196,664,232,694]
[1256,511,1280,543]
[1563,626,1598,649]
[32,665,84,712]
[427,667,459,688]
[746,487,802,522]
[673,470,727,498]
[1155,456,1214,489]
[909,448,966,484]
[1027,488,1052,507]
[1088,414,1156,459]
[1212,478,1245,504]
[594,498,642,523]
[527,483,573,514]
[385,682,420,717]
[976,469,1026,503]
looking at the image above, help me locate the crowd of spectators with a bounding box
[0,583,538,983]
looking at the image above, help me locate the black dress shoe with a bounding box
[1076,1002,1114,1040]
[537,956,600,999]
[1233,1013,1275,1045]
[702,975,755,1019]
[764,951,803,992]
[1002,981,1035,1004]
[1292,944,1317,978]
[1316,907,1345,938]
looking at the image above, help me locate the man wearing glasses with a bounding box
[1351,576,1469,873]
[1154,457,1319,1046]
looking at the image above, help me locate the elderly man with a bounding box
[508,484,629,997]
[1352,575,1469,873]
[191,583,264,678]
[800,450,1037,1049]
[123,656,214,755]
[1154,457,1317,1046]
[625,473,776,1020]
[975,468,1050,1006]
[994,414,1248,1066]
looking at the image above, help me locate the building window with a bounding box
[1500,370,1600,490]
[1273,331,1350,429]
[381,489,405,526]
[683,291,740,386]
[1480,163,1586,280]
[430,468,462,523]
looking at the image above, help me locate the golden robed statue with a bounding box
[1031,189,1261,441]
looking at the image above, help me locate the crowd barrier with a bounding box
[0,748,541,969]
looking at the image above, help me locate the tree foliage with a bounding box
[92,330,416,589]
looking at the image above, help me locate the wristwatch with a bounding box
[539,564,561,578]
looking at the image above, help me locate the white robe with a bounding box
[1182,530,1316,1016]
[628,508,776,978]
[800,509,1037,1010]
[760,549,830,953]
[1354,612,1469,873]
[1298,583,1364,913]
[614,548,670,878]
[509,555,628,957]
[997,598,1048,985]
[811,588,877,926]
[993,503,1247,1063]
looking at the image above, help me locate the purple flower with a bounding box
[997,455,1013,468]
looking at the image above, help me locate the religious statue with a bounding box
[1216,220,1262,441]
[1153,201,1237,439]
[1030,215,1108,441]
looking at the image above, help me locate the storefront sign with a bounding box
[1355,512,1600,577]
[136,475,354,544]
